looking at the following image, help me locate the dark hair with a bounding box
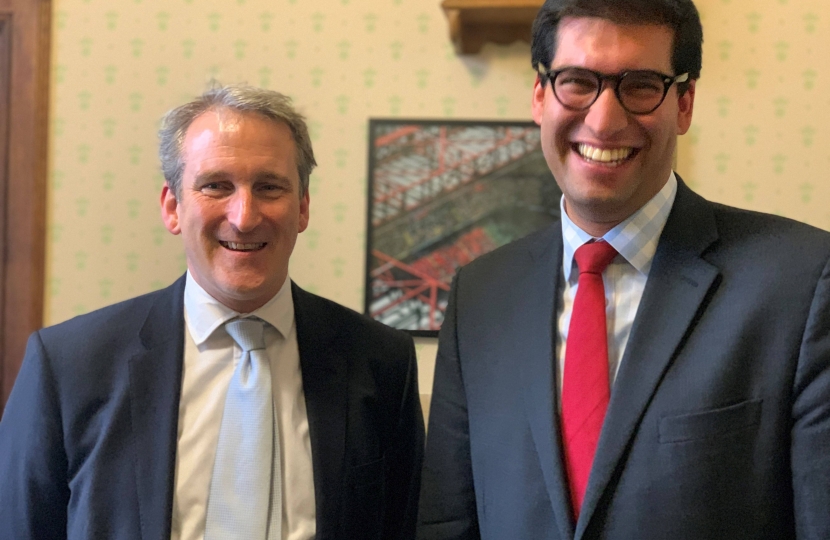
[159,84,316,198]
[531,0,703,94]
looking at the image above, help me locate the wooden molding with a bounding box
[441,0,543,55]
[0,17,9,412]
[0,0,51,412]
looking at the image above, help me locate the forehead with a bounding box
[179,109,299,190]
[182,109,295,160]
[553,17,674,72]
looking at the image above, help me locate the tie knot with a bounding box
[225,318,266,352]
[574,241,618,275]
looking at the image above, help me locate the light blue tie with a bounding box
[205,317,282,540]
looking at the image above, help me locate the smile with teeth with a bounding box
[576,143,636,165]
[220,241,266,252]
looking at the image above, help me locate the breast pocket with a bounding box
[658,399,763,444]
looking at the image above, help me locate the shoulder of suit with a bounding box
[292,283,413,348]
[456,221,560,276]
[709,202,830,255]
[38,279,181,345]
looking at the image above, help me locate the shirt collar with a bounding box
[184,271,295,345]
[561,171,678,278]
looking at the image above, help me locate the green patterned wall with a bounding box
[679,0,829,223]
[47,0,829,392]
[47,0,534,328]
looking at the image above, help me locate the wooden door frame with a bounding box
[0,0,50,413]
[0,18,10,408]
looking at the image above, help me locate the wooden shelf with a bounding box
[441,0,544,55]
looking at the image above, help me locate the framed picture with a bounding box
[364,119,561,336]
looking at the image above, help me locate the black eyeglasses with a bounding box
[538,66,690,115]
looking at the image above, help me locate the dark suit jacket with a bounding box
[417,180,830,540]
[0,276,424,540]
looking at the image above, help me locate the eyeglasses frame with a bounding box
[536,65,691,115]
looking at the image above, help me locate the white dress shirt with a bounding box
[556,173,678,407]
[170,273,316,540]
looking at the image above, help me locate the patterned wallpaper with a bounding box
[47,0,533,324]
[680,0,829,223]
[46,0,828,391]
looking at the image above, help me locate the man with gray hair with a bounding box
[0,84,424,540]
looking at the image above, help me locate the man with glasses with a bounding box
[418,0,830,538]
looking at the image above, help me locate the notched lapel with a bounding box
[128,276,186,540]
[293,284,348,540]
[576,181,721,538]
[516,228,576,540]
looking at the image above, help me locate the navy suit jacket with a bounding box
[417,179,830,540]
[0,277,424,540]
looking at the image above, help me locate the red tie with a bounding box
[562,240,618,519]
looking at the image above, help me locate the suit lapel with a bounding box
[127,275,187,540]
[292,284,348,540]
[575,181,721,538]
[516,226,576,540]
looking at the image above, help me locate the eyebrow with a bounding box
[194,170,295,186]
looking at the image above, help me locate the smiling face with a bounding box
[532,17,695,236]
[161,109,309,313]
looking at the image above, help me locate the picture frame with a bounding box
[364,118,561,336]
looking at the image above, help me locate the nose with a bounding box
[227,188,262,232]
[583,84,629,137]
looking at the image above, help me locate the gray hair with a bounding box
[158,84,316,198]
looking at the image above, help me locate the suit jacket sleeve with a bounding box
[792,255,830,539]
[382,335,426,540]
[417,272,481,540]
[0,332,70,540]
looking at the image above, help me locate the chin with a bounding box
[226,281,272,298]
[571,187,627,208]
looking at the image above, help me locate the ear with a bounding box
[676,79,696,135]
[531,76,547,126]
[160,182,181,235]
[298,190,310,233]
